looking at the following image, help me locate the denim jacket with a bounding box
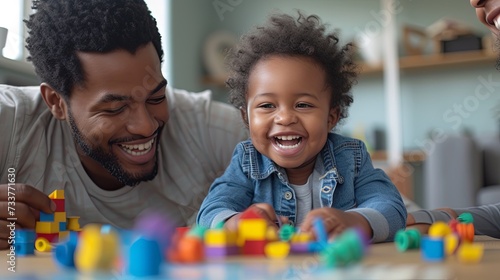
[197,133,407,242]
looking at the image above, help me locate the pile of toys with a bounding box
[395,212,483,263]
[17,190,370,277]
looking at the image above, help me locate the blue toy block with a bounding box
[15,229,36,243]
[313,217,328,244]
[15,242,35,256]
[421,236,445,262]
[127,237,162,277]
[40,212,55,222]
[59,222,67,231]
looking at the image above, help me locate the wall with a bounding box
[169,0,500,150]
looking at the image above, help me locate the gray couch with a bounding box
[423,133,500,209]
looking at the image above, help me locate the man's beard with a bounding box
[67,110,159,186]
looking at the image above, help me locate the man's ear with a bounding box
[328,107,340,131]
[40,83,68,120]
[240,107,249,128]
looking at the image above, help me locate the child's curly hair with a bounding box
[25,0,163,99]
[226,11,358,125]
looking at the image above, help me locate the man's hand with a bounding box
[0,184,55,249]
[300,207,372,241]
[406,208,458,235]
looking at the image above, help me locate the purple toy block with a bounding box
[290,243,310,254]
[204,245,239,258]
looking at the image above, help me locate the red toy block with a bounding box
[36,232,59,243]
[242,240,267,255]
[52,199,65,212]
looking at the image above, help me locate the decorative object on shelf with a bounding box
[402,25,428,56]
[203,31,237,82]
[0,27,8,57]
[426,18,479,53]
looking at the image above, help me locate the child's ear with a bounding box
[40,83,68,120]
[328,107,340,131]
[240,107,249,128]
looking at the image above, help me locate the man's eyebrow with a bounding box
[97,79,167,104]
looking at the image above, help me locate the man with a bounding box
[406,0,500,238]
[0,0,247,249]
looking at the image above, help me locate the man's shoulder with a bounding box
[0,85,45,117]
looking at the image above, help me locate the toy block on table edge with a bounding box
[421,236,445,262]
[204,228,237,246]
[49,189,65,199]
[36,232,59,243]
[242,239,267,255]
[238,207,268,243]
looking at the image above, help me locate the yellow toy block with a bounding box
[445,234,459,256]
[54,212,67,223]
[67,216,81,231]
[291,232,313,243]
[48,189,65,199]
[75,224,119,274]
[265,241,290,259]
[35,237,52,252]
[266,227,279,241]
[238,219,267,241]
[204,229,237,246]
[36,221,59,234]
[457,243,484,263]
[429,221,452,238]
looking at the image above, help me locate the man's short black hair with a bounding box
[226,11,358,124]
[25,0,163,98]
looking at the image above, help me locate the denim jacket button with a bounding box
[284,191,293,200]
[321,186,332,193]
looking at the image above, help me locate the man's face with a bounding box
[66,43,168,188]
[470,0,500,67]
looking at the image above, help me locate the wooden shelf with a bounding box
[370,150,426,163]
[203,50,497,85]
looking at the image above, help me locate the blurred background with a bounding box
[1,0,499,209]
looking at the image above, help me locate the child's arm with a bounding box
[300,208,372,240]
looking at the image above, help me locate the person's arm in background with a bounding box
[407,204,500,238]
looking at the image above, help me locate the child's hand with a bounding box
[224,203,284,232]
[300,208,372,241]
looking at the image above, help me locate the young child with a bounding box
[196,12,406,243]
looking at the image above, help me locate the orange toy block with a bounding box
[36,221,60,234]
[52,199,65,212]
[177,235,205,263]
[49,189,65,199]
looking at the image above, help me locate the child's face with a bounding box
[245,55,338,174]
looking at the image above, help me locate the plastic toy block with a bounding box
[445,234,459,255]
[36,221,60,234]
[291,232,313,243]
[395,229,421,252]
[313,217,328,244]
[35,237,52,252]
[127,237,162,277]
[53,237,77,268]
[15,229,36,243]
[75,224,119,274]
[240,207,265,220]
[133,210,175,253]
[54,212,67,223]
[59,231,69,241]
[49,189,65,199]
[36,232,59,243]
[39,212,55,222]
[242,239,267,255]
[457,243,483,263]
[265,241,290,259]
[59,222,67,231]
[428,221,452,238]
[238,219,268,241]
[279,224,295,241]
[320,229,366,268]
[421,236,445,262]
[14,242,35,256]
[456,223,474,243]
[266,227,279,241]
[66,216,81,231]
[457,212,474,224]
[52,199,65,212]
[290,242,311,254]
[204,245,239,258]
[204,229,237,246]
[177,235,205,263]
